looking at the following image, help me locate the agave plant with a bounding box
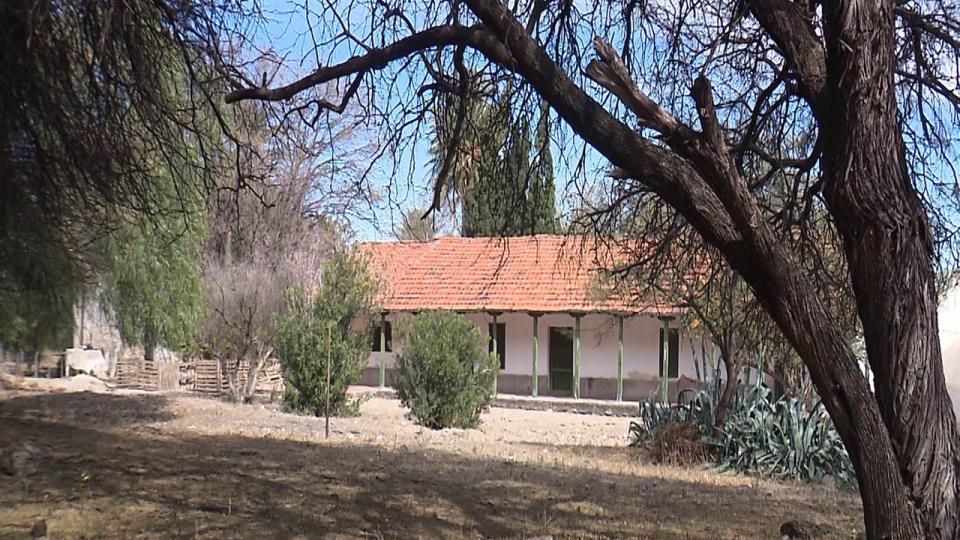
[715,386,856,487]
[629,387,716,447]
[629,378,856,488]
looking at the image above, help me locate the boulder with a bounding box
[0,441,40,476]
[65,348,109,378]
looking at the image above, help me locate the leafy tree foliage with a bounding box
[528,103,558,235]
[431,86,557,237]
[275,251,378,416]
[98,178,206,356]
[393,311,498,429]
[0,0,238,354]
[0,271,75,353]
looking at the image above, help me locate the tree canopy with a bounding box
[0,0,240,351]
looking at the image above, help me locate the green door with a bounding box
[549,327,574,394]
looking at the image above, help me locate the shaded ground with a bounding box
[0,388,863,539]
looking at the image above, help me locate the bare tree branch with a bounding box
[225,25,516,104]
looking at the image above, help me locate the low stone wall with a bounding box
[360,367,700,403]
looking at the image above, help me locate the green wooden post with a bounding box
[660,317,670,403]
[617,315,624,402]
[573,314,582,400]
[492,313,499,395]
[531,314,539,397]
[379,312,387,388]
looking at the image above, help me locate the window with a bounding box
[488,323,506,369]
[658,328,679,378]
[371,321,392,352]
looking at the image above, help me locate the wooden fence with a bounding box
[115,355,283,395]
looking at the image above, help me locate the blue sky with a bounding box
[248,0,606,241]
[248,0,960,261]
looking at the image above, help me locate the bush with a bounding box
[649,423,713,466]
[275,251,377,417]
[630,385,855,487]
[714,386,855,487]
[393,311,498,429]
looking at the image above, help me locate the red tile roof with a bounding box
[360,235,683,315]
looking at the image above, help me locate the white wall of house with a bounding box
[363,311,699,397]
[460,312,697,381]
[940,285,960,416]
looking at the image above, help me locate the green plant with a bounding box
[275,251,377,416]
[629,384,855,488]
[714,386,855,487]
[629,388,717,447]
[393,311,499,429]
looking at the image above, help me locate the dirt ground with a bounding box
[0,385,863,539]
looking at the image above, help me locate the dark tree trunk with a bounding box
[815,1,960,536]
[713,340,740,430]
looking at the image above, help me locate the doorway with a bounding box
[549,327,574,395]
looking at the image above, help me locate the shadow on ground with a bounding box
[0,392,862,539]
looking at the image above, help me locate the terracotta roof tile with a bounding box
[360,235,683,315]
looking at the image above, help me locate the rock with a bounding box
[779,520,831,539]
[0,441,40,476]
[30,518,47,539]
[64,348,110,378]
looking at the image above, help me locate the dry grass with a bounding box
[0,388,864,539]
[648,423,713,467]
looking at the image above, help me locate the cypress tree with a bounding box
[528,103,558,234]
[432,91,558,237]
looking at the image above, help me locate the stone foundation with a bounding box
[360,368,700,403]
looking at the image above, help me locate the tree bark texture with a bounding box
[817,0,960,535]
[460,0,960,535]
[713,340,740,430]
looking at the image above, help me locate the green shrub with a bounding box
[714,386,855,487]
[629,385,855,487]
[275,251,377,417]
[393,311,498,429]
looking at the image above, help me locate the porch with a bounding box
[361,310,699,403]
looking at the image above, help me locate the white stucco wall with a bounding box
[940,286,960,416]
[364,311,697,382]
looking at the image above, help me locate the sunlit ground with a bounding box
[0,389,862,539]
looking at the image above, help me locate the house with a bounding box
[360,235,700,402]
[940,280,960,416]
